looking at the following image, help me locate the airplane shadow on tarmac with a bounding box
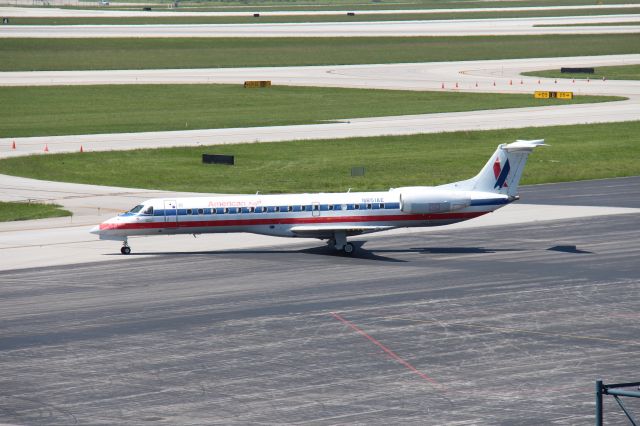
[110,241,538,263]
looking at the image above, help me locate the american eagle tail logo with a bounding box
[493,157,510,189]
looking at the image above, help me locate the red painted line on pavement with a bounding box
[330,311,441,387]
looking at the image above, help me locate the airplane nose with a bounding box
[89,225,102,235]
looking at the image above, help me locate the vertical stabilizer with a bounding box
[440,140,547,196]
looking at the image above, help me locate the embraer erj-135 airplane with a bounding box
[91,140,546,255]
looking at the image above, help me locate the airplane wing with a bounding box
[290,225,395,239]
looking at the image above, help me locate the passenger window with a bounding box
[186,209,192,215]
[288,206,293,212]
[224,208,229,214]
[354,204,360,210]
[328,205,334,211]
[301,205,306,211]
[198,208,203,215]
[250,207,255,213]
[313,205,319,211]
[367,204,372,209]
[380,203,385,209]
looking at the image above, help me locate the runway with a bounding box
[1,15,640,38]
[2,55,640,158]
[1,178,638,424]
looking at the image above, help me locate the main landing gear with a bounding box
[120,238,131,255]
[328,231,355,255]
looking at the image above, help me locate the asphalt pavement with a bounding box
[1,206,638,424]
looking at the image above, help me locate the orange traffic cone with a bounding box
[80,145,84,153]
[44,144,49,152]
[11,140,16,150]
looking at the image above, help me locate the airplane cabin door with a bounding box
[164,200,177,227]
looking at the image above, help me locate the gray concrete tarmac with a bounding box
[519,176,640,208]
[1,209,639,424]
[1,178,640,424]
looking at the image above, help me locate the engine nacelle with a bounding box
[399,189,471,214]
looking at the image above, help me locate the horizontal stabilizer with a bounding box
[503,139,548,152]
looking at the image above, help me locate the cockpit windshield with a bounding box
[129,204,144,214]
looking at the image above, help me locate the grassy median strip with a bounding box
[523,64,640,81]
[0,84,620,138]
[2,34,639,71]
[0,201,71,222]
[0,121,637,194]
[11,8,640,25]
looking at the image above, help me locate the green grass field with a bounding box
[11,8,640,25]
[2,34,639,71]
[1,84,619,138]
[0,201,71,222]
[523,64,640,81]
[1,121,637,194]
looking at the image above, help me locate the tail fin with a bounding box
[442,140,547,196]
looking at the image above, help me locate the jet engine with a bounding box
[399,189,471,214]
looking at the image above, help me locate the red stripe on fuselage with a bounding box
[100,212,488,231]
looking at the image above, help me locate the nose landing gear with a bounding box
[120,239,131,255]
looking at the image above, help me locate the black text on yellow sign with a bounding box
[244,81,272,88]
[534,91,573,100]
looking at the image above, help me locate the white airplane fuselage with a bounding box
[94,188,508,239]
[91,140,546,254]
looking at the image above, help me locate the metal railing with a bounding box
[596,380,640,426]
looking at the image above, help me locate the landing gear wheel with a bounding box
[120,246,131,255]
[343,243,354,255]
